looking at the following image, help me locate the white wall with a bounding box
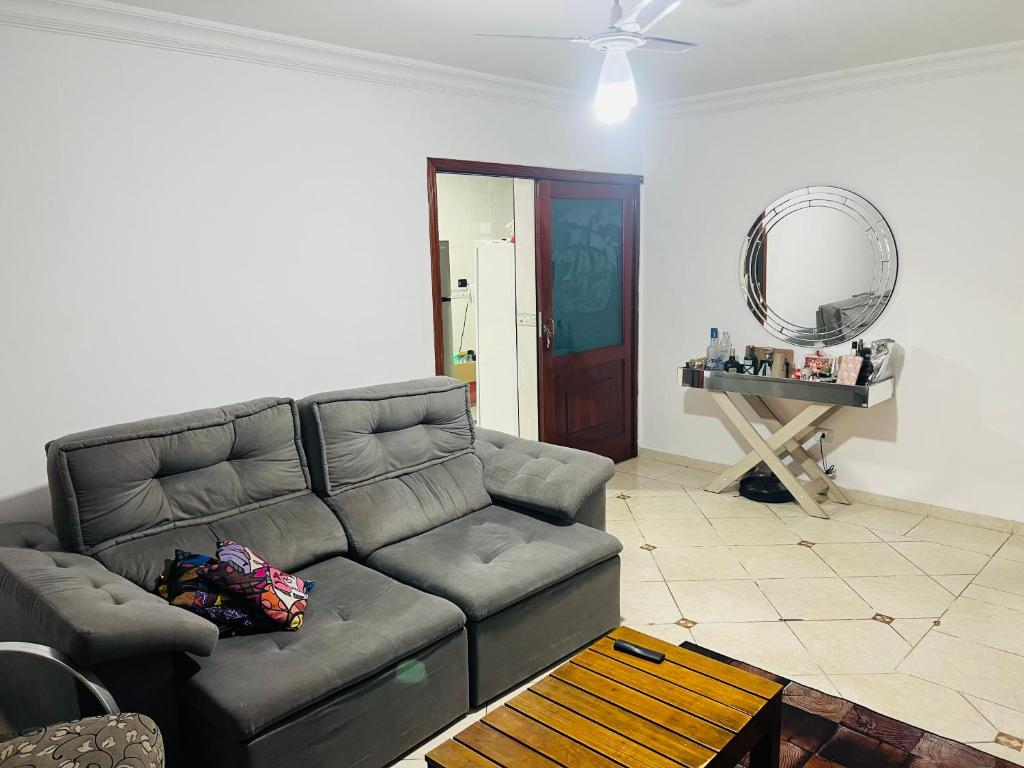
[0,17,640,513]
[436,173,514,355]
[639,67,1024,521]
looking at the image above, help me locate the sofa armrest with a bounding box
[0,547,218,667]
[474,428,615,522]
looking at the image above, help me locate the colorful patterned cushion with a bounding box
[158,550,264,634]
[199,541,314,630]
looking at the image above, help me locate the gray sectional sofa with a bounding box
[0,376,622,768]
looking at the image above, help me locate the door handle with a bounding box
[541,316,555,350]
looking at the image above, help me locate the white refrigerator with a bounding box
[474,241,520,436]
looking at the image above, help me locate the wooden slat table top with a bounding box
[426,626,784,768]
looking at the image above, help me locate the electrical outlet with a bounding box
[816,428,834,443]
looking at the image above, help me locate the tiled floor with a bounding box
[393,457,1024,766]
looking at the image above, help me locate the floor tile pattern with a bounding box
[393,457,1024,766]
[685,642,1020,768]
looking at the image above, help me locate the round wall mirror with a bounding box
[740,186,897,347]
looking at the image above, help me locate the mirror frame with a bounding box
[740,186,897,347]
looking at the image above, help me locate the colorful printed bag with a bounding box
[198,541,315,630]
[157,550,264,634]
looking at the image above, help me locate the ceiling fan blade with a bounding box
[618,0,683,33]
[474,33,589,44]
[640,36,698,53]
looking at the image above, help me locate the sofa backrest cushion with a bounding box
[47,398,348,589]
[299,377,490,559]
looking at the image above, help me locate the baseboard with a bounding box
[637,448,1023,535]
[637,448,730,475]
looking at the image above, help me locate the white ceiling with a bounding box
[110,0,1024,101]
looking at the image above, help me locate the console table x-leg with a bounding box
[705,391,852,519]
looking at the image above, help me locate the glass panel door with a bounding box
[550,198,624,356]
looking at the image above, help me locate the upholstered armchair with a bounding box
[0,642,164,768]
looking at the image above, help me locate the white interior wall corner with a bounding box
[637,67,1024,521]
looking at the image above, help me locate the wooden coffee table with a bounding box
[426,626,783,768]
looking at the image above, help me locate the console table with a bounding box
[678,369,895,519]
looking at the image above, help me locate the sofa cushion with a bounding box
[300,378,491,559]
[46,398,348,589]
[366,505,623,622]
[181,555,466,741]
[299,376,475,495]
[325,452,491,560]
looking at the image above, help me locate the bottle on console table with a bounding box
[705,328,723,371]
[856,346,874,385]
[723,348,745,373]
[758,348,774,376]
[742,345,759,375]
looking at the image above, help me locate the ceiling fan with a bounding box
[476,0,697,124]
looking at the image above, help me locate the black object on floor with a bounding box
[739,473,795,504]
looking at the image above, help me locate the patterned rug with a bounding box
[681,642,1018,768]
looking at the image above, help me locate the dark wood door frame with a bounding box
[426,157,643,455]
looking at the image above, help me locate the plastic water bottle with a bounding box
[705,328,723,370]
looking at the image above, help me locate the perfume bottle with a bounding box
[856,346,874,385]
[742,345,759,375]
[723,348,745,373]
[705,328,723,371]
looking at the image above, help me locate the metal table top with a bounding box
[679,369,895,408]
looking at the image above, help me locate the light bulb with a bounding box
[593,50,637,125]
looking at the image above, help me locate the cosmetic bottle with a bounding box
[742,345,759,375]
[856,346,874,386]
[705,328,723,371]
[723,348,745,373]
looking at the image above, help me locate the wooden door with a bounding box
[537,180,638,462]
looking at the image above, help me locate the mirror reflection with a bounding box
[742,187,897,347]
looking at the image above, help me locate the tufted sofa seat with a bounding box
[367,505,620,622]
[367,504,622,701]
[182,555,465,743]
[300,377,623,705]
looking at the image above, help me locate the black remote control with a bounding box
[613,639,665,663]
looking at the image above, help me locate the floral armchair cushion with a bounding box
[0,712,164,768]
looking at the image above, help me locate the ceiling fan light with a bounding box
[594,51,638,124]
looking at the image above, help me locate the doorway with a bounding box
[427,159,642,462]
